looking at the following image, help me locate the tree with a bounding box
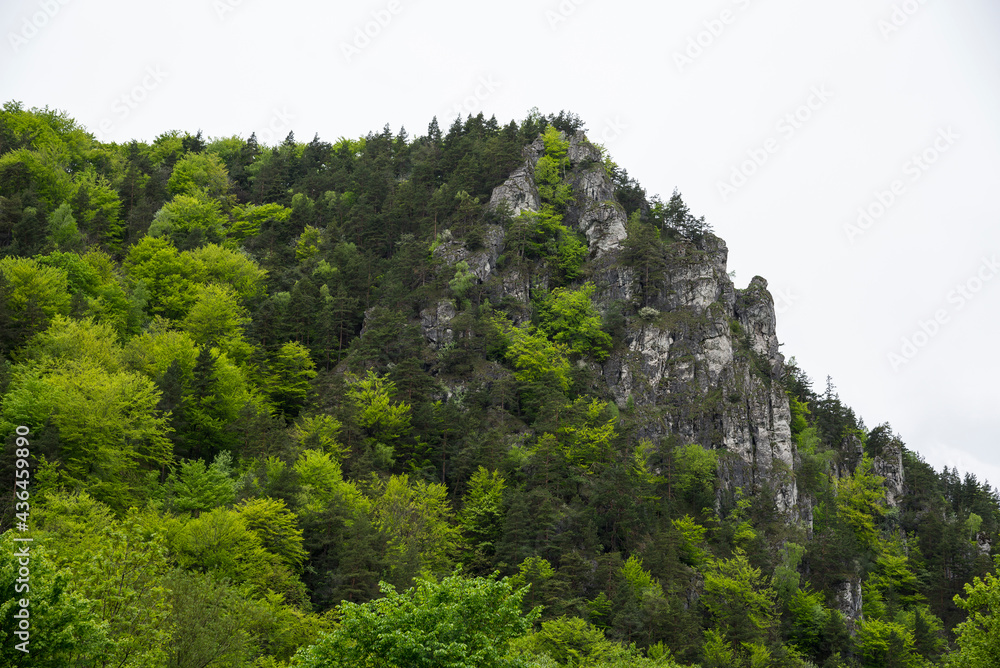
[947,556,1000,667]
[0,359,174,511]
[148,191,227,248]
[167,151,230,200]
[170,453,236,515]
[47,201,83,251]
[237,496,308,572]
[181,283,253,361]
[347,369,412,441]
[701,552,779,653]
[0,255,71,336]
[372,474,459,583]
[0,530,108,665]
[492,314,571,392]
[291,573,539,668]
[459,467,508,574]
[537,283,612,361]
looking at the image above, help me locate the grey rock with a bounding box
[421,300,457,350]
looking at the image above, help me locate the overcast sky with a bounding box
[3,0,999,488]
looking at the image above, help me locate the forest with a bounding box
[0,100,998,667]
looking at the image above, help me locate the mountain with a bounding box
[0,102,998,668]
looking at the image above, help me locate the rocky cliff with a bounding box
[425,131,802,517]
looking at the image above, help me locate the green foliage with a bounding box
[47,201,83,251]
[835,455,888,551]
[855,618,926,668]
[149,191,228,247]
[296,224,322,261]
[450,259,476,299]
[292,413,348,460]
[1,359,173,510]
[265,341,318,416]
[0,255,71,325]
[537,283,613,361]
[673,443,718,509]
[237,496,308,571]
[372,474,459,580]
[231,202,292,241]
[0,530,108,664]
[181,282,253,361]
[947,556,1000,667]
[347,369,412,441]
[701,552,778,651]
[510,615,679,667]
[292,573,538,668]
[459,466,508,573]
[170,453,237,514]
[492,313,571,392]
[168,151,230,200]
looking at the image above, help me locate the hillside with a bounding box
[1,102,998,668]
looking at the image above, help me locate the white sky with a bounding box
[3,0,999,488]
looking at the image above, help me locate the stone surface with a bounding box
[420,300,457,350]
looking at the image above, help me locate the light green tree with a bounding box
[47,201,83,251]
[459,466,508,572]
[170,453,236,515]
[947,556,1000,667]
[0,530,108,665]
[492,314,571,392]
[266,341,318,417]
[372,474,459,580]
[291,573,538,668]
[181,283,253,363]
[347,369,412,440]
[0,255,71,328]
[168,151,230,200]
[0,359,173,511]
[148,191,228,246]
[537,283,612,360]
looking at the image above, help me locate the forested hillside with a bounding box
[1,101,998,667]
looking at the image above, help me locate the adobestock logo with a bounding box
[341,1,402,63]
[673,0,754,73]
[878,0,930,39]
[545,0,587,31]
[440,76,501,122]
[7,0,72,53]
[716,85,834,202]
[887,254,998,371]
[93,66,169,141]
[844,126,958,244]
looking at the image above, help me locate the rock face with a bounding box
[488,136,544,217]
[435,130,802,515]
[563,134,628,256]
[421,300,457,350]
[835,578,864,623]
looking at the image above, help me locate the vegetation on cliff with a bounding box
[0,101,998,667]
